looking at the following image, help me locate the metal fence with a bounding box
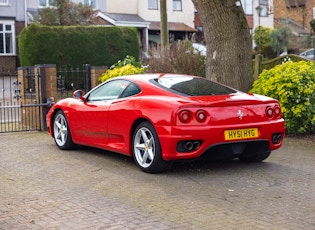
[57,65,91,100]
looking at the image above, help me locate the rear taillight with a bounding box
[274,105,282,118]
[178,109,208,124]
[266,105,282,119]
[195,110,207,123]
[266,106,273,118]
[178,110,192,123]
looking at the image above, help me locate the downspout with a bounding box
[24,0,27,27]
[146,24,149,52]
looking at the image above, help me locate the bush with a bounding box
[110,55,143,69]
[145,41,206,77]
[251,61,315,135]
[99,56,145,83]
[253,26,273,52]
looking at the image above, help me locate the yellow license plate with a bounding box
[224,128,259,140]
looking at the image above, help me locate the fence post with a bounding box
[35,64,57,131]
[90,66,107,89]
[85,64,91,92]
[18,66,40,130]
[254,54,262,80]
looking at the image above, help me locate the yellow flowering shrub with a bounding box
[251,61,315,135]
[99,56,146,83]
[99,64,145,82]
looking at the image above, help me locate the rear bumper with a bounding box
[156,119,285,160]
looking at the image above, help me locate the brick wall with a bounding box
[274,0,315,31]
[15,21,25,35]
[0,56,17,70]
[194,12,202,28]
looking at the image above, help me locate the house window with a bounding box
[148,0,158,10]
[0,21,15,55]
[196,26,203,32]
[0,0,8,5]
[173,0,182,11]
[39,0,54,7]
[259,0,268,16]
[286,0,306,8]
[83,0,96,9]
[241,0,253,15]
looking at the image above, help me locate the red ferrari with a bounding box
[46,74,285,173]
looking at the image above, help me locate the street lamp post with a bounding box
[255,5,263,54]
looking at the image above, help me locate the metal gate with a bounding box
[1,64,97,133]
[0,67,49,133]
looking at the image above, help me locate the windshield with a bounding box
[154,76,237,96]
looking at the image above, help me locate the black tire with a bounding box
[53,110,75,150]
[239,151,271,162]
[132,121,172,173]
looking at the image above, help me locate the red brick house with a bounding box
[273,0,314,34]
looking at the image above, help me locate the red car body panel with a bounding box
[46,74,285,161]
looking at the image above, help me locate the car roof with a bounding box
[113,73,199,83]
[110,74,203,97]
[300,48,314,55]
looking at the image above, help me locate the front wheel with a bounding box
[53,110,75,150]
[132,121,172,173]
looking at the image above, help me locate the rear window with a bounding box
[153,76,237,96]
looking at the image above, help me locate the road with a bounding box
[0,132,314,229]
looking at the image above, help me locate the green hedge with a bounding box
[18,24,140,67]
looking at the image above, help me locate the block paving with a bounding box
[0,132,314,229]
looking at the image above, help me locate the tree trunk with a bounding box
[160,0,169,48]
[191,0,252,92]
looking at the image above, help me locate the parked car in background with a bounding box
[300,48,314,60]
[46,74,285,173]
[192,43,207,56]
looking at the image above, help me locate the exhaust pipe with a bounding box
[193,141,201,150]
[182,141,201,151]
[184,142,193,151]
[272,134,282,144]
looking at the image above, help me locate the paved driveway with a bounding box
[0,132,314,229]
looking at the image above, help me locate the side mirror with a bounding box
[73,90,85,101]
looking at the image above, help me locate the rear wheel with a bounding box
[132,121,172,173]
[239,151,271,162]
[53,110,75,150]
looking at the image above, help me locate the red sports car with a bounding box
[46,74,285,173]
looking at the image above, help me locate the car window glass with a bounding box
[154,76,237,96]
[120,83,141,98]
[87,80,130,101]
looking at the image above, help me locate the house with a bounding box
[0,0,197,68]
[247,0,274,33]
[1,0,284,69]
[272,0,315,51]
[273,0,313,35]
[95,0,196,54]
[252,0,274,48]
[28,0,196,54]
[0,0,25,69]
[194,0,274,48]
